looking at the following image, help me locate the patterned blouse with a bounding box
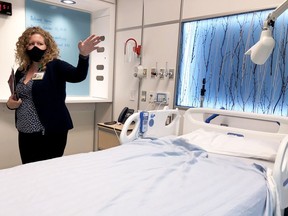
[16,77,45,134]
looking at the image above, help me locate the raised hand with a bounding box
[78,34,102,57]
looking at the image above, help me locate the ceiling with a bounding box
[36,0,115,12]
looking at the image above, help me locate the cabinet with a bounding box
[97,123,134,150]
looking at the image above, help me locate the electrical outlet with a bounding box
[149,91,156,103]
[141,91,147,102]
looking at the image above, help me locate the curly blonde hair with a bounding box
[15,26,60,71]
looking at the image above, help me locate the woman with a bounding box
[6,26,101,164]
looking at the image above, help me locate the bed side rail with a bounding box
[120,108,181,144]
[183,108,288,139]
[119,112,140,144]
[273,135,288,210]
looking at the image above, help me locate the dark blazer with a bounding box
[15,55,89,134]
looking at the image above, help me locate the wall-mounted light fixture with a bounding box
[245,0,288,65]
[60,0,76,5]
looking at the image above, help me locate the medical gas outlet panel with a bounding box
[135,67,175,79]
[150,68,174,79]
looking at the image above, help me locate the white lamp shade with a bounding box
[245,29,275,65]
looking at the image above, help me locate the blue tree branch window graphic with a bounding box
[176,9,288,116]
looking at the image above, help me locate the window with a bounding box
[176,9,288,116]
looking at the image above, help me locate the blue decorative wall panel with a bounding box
[176,9,288,116]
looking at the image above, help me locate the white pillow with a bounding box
[180,129,280,161]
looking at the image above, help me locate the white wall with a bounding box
[0,0,25,168]
[183,0,281,19]
[0,0,25,100]
[113,0,284,119]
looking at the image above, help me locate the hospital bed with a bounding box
[0,108,287,216]
[121,107,288,215]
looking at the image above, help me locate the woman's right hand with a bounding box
[6,95,22,110]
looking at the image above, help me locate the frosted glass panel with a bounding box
[176,9,288,116]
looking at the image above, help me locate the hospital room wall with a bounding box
[112,0,284,119]
[0,0,113,169]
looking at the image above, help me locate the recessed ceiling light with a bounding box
[61,0,76,4]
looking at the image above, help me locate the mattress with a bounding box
[0,136,273,216]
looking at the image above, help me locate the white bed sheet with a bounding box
[0,137,273,216]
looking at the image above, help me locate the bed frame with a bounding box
[183,108,288,215]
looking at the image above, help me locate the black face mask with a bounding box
[26,46,46,62]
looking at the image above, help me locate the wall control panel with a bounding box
[148,91,170,105]
[156,93,168,103]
